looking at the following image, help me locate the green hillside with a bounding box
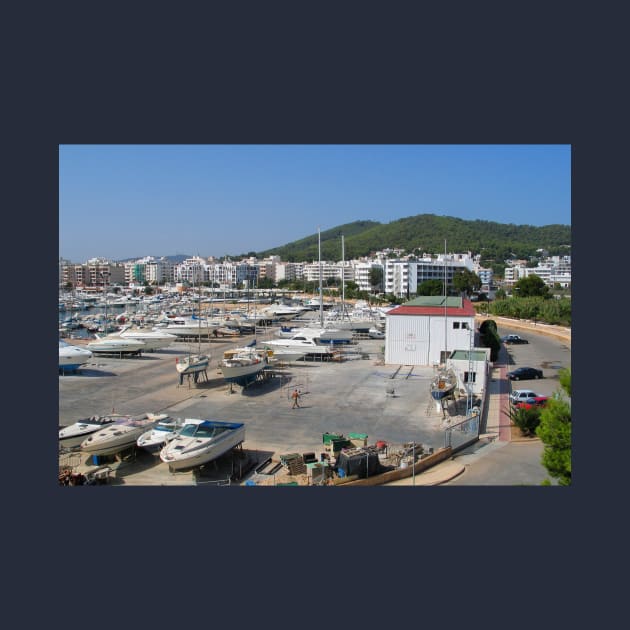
[254,214,571,263]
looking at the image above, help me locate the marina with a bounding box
[59,309,480,486]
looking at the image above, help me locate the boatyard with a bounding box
[59,314,479,486]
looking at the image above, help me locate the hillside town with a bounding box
[59,248,571,298]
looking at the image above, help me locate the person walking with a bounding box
[291,388,301,409]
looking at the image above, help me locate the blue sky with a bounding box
[59,144,571,262]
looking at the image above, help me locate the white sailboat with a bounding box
[175,274,210,381]
[219,343,268,388]
[430,239,457,405]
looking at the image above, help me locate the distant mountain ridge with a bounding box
[114,214,571,265]
[254,213,571,262]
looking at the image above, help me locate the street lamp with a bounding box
[412,441,415,486]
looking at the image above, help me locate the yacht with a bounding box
[155,316,218,338]
[59,340,93,372]
[159,419,246,471]
[275,326,353,345]
[118,325,177,351]
[86,334,146,355]
[80,413,168,456]
[59,415,120,449]
[136,416,185,455]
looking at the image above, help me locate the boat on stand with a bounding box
[219,343,269,388]
[59,339,93,373]
[80,413,168,456]
[429,239,458,411]
[59,415,120,449]
[159,419,246,471]
[175,275,211,384]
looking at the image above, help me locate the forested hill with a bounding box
[255,214,571,262]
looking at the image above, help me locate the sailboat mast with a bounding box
[444,239,447,364]
[318,226,323,328]
[341,234,345,318]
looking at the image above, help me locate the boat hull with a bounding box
[175,354,210,374]
[59,341,93,371]
[86,339,146,354]
[160,422,245,470]
[430,385,456,401]
[430,369,458,401]
[119,331,177,350]
[59,416,122,448]
[80,414,165,456]
[220,362,266,387]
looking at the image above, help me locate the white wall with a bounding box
[385,313,476,366]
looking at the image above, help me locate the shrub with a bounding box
[507,405,542,437]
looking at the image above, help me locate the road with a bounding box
[443,323,570,486]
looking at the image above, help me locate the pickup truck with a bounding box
[501,334,529,344]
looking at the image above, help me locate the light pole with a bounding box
[412,441,416,486]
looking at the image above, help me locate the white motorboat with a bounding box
[159,419,246,471]
[259,347,307,363]
[259,303,306,321]
[59,340,93,372]
[59,415,120,449]
[264,331,335,357]
[275,326,353,345]
[219,346,268,387]
[156,316,218,338]
[118,325,177,351]
[80,412,167,456]
[86,334,146,355]
[136,416,185,455]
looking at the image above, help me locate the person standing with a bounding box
[291,388,301,409]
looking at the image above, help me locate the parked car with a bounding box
[510,389,540,405]
[501,334,529,344]
[507,367,543,381]
[514,395,549,410]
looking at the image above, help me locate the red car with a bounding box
[514,396,549,410]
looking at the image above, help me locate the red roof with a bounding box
[387,300,476,317]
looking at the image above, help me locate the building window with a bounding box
[463,371,476,383]
[453,322,460,329]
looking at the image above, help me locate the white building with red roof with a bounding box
[384,296,477,366]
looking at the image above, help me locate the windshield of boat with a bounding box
[178,423,229,438]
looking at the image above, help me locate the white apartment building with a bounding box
[352,261,384,292]
[383,255,475,298]
[123,256,175,285]
[302,261,343,283]
[503,256,572,288]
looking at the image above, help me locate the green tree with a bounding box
[417,279,444,296]
[452,269,481,296]
[479,319,501,361]
[513,274,550,298]
[536,368,571,486]
[256,277,275,289]
[369,267,383,293]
